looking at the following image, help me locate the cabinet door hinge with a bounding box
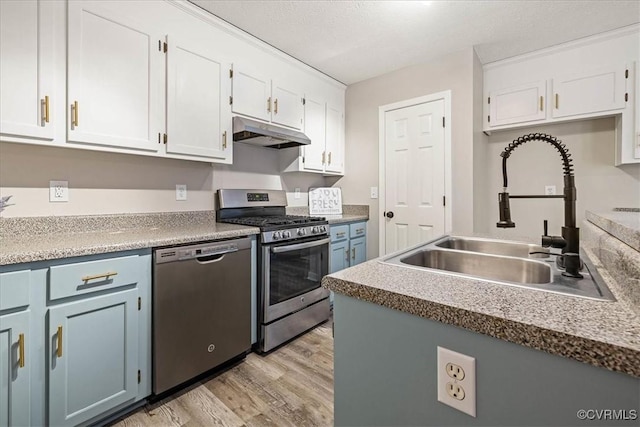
[302,156,305,163]
[138,297,141,310]
[442,117,445,128]
[163,133,167,144]
[138,370,141,383]
[163,42,167,53]
[158,40,162,51]
[158,133,161,144]
[487,96,490,104]
[229,96,233,105]
[625,93,628,102]
[302,98,306,105]
[625,69,629,79]
[443,195,446,207]
[229,69,233,78]
[487,115,490,123]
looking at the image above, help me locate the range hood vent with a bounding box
[232,116,311,149]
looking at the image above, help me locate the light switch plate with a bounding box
[176,184,187,201]
[49,180,69,202]
[370,187,379,199]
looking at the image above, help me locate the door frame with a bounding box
[378,90,452,256]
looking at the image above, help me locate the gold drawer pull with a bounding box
[322,151,326,164]
[41,95,50,125]
[351,248,356,260]
[82,271,118,282]
[274,98,278,114]
[328,152,332,164]
[222,131,227,149]
[71,101,79,127]
[336,232,346,237]
[57,326,63,358]
[539,95,543,111]
[554,93,559,109]
[267,97,272,113]
[18,333,25,368]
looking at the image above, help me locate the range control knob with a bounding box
[321,225,327,232]
[311,226,319,234]
[272,231,281,240]
[282,230,291,239]
[297,228,306,236]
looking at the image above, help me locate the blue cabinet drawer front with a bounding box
[331,225,349,242]
[0,270,30,311]
[350,222,366,239]
[49,255,142,301]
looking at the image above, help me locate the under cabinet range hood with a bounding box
[232,116,311,149]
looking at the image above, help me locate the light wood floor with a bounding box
[112,321,334,427]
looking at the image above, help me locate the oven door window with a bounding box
[268,240,328,306]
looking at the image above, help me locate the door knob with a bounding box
[385,211,394,219]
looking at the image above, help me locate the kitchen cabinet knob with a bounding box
[385,211,394,219]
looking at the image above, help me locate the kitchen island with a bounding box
[323,210,640,426]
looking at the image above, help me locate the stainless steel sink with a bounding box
[381,235,615,301]
[400,249,551,284]
[435,236,549,259]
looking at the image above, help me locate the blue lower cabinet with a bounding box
[330,240,350,274]
[48,289,139,427]
[329,221,368,273]
[0,310,31,427]
[350,237,366,266]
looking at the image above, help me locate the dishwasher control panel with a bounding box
[154,237,251,264]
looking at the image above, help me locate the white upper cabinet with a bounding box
[0,0,54,141]
[67,1,163,152]
[552,65,627,118]
[301,96,327,172]
[166,35,232,162]
[231,64,304,130]
[324,103,345,174]
[487,81,546,127]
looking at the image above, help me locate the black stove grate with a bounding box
[219,215,326,228]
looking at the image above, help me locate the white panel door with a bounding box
[166,35,231,161]
[489,80,546,127]
[271,80,303,129]
[302,96,326,172]
[385,100,445,254]
[325,103,345,174]
[552,65,627,118]
[231,64,270,122]
[0,0,54,140]
[67,1,162,151]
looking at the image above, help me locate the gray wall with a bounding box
[341,48,478,260]
[334,294,640,427]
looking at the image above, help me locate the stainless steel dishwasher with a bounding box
[152,236,251,395]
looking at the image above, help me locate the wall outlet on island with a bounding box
[437,346,476,417]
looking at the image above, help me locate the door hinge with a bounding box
[302,98,306,105]
[625,93,628,102]
[229,96,233,105]
[442,117,445,128]
[443,195,446,207]
[138,370,141,384]
[158,40,162,51]
[158,133,161,144]
[487,115,490,123]
[138,297,141,310]
[163,42,167,53]
[487,96,490,104]
[163,133,167,144]
[302,156,305,163]
[625,69,629,79]
[229,69,233,78]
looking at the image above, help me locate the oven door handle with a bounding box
[271,238,331,254]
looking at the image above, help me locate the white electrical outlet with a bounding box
[49,180,69,202]
[294,188,301,199]
[545,185,556,195]
[437,346,476,417]
[176,184,187,201]
[370,187,378,199]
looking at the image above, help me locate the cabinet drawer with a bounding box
[330,225,349,242]
[0,270,30,311]
[49,255,141,301]
[350,222,366,239]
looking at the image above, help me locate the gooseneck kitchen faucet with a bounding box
[496,133,583,278]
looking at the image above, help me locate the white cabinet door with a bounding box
[0,310,30,427]
[231,64,270,122]
[302,96,326,172]
[166,35,231,161]
[552,65,627,118]
[0,0,54,140]
[67,1,163,151]
[49,289,138,427]
[271,80,303,130]
[325,103,344,174]
[488,81,546,127]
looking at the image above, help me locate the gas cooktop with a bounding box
[220,215,326,228]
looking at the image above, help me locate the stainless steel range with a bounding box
[217,189,330,353]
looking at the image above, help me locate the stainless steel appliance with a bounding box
[232,116,311,149]
[152,237,251,394]
[217,189,330,353]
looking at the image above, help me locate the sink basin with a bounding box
[400,249,551,284]
[435,236,549,259]
[381,235,615,301]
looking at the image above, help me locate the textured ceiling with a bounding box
[190,0,640,85]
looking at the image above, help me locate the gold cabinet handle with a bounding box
[328,152,332,165]
[82,271,118,282]
[18,333,25,368]
[56,326,63,358]
[71,101,79,127]
[554,94,558,109]
[539,96,543,111]
[267,97,271,113]
[336,232,345,238]
[322,151,326,164]
[274,98,278,114]
[41,95,50,125]
[351,248,356,260]
[222,131,227,149]
[345,248,350,262]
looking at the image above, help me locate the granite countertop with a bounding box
[323,227,640,378]
[0,212,259,265]
[286,204,369,225]
[323,214,369,225]
[586,209,640,251]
